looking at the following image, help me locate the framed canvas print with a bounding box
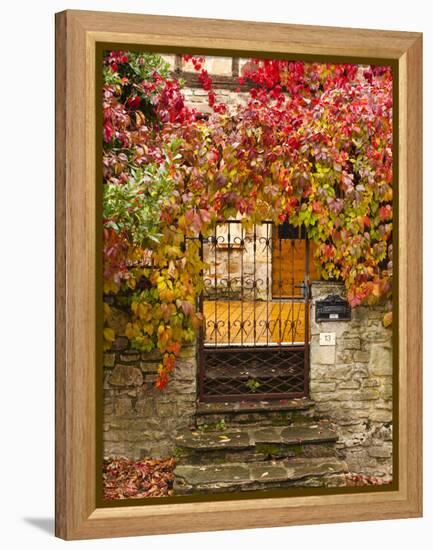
[55,10,422,540]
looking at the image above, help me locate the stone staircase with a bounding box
[173,398,348,494]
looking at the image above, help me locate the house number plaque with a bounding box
[319,332,336,346]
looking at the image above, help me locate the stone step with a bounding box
[174,457,348,494]
[196,398,315,427]
[174,424,338,464]
[204,365,301,380]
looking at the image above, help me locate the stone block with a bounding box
[110,419,146,431]
[314,402,333,413]
[148,445,174,458]
[173,359,196,381]
[326,411,361,426]
[111,336,129,351]
[155,401,177,418]
[103,399,113,416]
[312,392,336,403]
[380,383,393,399]
[353,350,370,362]
[123,431,154,443]
[362,379,380,388]
[177,399,197,418]
[104,431,121,442]
[134,398,154,416]
[310,281,345,300]
[180,345,197,359]
[352,389,380,401]
[331,365,353,380]
[338,380,361,390]
[310,381,336,392]
[312,322,347,338]
[309,366,330,380]
[369,410,393,422]
[113,397,133,417]
[343,421,365,431]
[164,380,196,395]
[351,365,369,380]
[311,344,335,365]
[103,353,116,367]
[103,373,113,390]
[140,362,158,374]
[141,350,162,362]
[368,445,392,458]
[339,401,370,411]
[356,411,371,418]
[374,425,393,441]
[370,344,392,376]
[339,337,361,350]
[207,57,233,76]
[108,365,143,387]
[336,349,354,364]
[376,400,393,410]
[120,351,141,363]
[334,391,358,402]
[103,442,132,459]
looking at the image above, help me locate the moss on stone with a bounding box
[173,447,188,459]
[288,444,304,456]
[255,443,282,456]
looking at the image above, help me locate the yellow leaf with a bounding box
[383,311,392,328]
[142,323,153,335]
[103,327,115,343]
[103,303,111,318]
[103,280,118,294]
[137,303,147,319]
[125,323,135,340]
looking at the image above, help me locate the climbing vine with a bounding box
[103,51,393,388]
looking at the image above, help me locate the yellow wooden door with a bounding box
[271,228,318,298]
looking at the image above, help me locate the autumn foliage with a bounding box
[103,51,393,388]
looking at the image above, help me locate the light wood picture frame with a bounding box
[55,9,422,540]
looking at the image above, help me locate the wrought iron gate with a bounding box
[198,220,312,402]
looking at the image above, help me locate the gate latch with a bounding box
[294,281,310,300]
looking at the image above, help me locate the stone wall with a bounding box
[182,85,249,115]
[103,281,393,476]
[310,281,393,480]
[161,53,251,115]
[103,335,197,460]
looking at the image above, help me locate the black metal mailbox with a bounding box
[315,294,351,322]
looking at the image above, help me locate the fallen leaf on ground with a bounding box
[345,473,392,487]
[103,456,176,500]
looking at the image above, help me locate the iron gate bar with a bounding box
[201,346,307,402]
[265,223,270,347]
[228,223,231,344]
[197,233,205,402]
[304,238,310,396]
[198,220,311,401]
